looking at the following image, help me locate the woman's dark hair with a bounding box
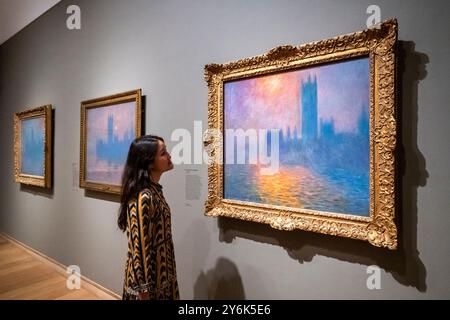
[118,134,164,232]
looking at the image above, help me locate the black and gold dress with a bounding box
[122,181,179,300]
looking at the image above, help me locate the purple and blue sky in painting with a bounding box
[86,101,135,184]
[87,101,135,148]
[224,57,369,134]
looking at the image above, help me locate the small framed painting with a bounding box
[14,105,53,188]
[80,89,142,194]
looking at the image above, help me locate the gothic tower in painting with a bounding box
[107,114,114,144]
[301,74,318,142]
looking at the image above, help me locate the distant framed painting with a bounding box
[80,89,142,194]
[204,19,398,249]
[14,105,53,188]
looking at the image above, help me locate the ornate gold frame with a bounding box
[14,105,53,188]
[80,89,142,194]
[203,19,398,249]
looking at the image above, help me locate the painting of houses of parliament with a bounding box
[96,114,134,165]
[224,56,370,216]
[274,74,369,172]
[86,102,135,185]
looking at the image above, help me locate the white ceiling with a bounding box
[0,0,61,45]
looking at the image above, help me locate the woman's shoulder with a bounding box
[127,189,153,204]
[138,188,157,200]
[138,188,151,197]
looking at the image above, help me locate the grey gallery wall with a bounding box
[0,0,449,298]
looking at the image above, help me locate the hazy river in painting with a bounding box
[86,158,124,185]
[224,164,369,216]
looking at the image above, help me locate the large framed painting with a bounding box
[203,19,398,249]
[80,89,142,194]
[14,105,53,188]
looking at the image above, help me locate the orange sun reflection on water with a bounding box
[256,165,302,208]
[255,165,333,209]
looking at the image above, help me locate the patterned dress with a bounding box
[122,181,179,300]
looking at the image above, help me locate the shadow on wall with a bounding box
[84,190,120,203]
[217,40,428,292]
[20,184,54,198]
[194,257,246,299]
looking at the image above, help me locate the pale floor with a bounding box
[0,235,118,300]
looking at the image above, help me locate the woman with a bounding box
[118,135,179,300]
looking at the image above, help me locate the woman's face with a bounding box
[151,140,173,174]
